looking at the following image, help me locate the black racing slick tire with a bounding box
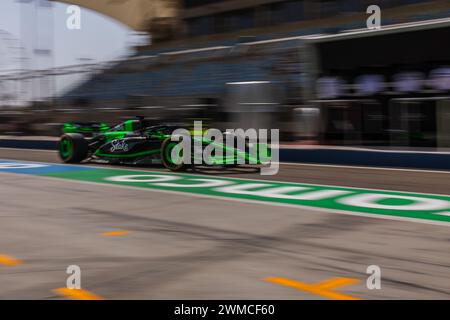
[161,138,186,172]
[58,133,89,163]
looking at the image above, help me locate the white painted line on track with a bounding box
[281,145,450,154]
[281,162,450,174]
[435,212,450,216]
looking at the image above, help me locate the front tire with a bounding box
[58,133,88,163]
[161,138,186,172]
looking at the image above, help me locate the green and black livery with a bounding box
[58,117,271,172]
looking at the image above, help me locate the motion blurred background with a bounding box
[1,0,450,149]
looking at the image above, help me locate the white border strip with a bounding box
[281,162,450,174]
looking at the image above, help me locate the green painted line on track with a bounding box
[39,167,450,224]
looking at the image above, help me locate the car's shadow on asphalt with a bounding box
[189,165,260,175]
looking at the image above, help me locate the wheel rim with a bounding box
[164,143,183,166]
[59,137,73,160]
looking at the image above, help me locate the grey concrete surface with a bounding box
[0,149,449,299]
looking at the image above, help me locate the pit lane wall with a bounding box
[2,136,450,171]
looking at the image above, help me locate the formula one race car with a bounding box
[58,117,271,171]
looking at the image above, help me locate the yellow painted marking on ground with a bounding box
[100,230,130,236]
[53,288,104,300]
[265,277,361,300]
[314,277,359,291]
[0,254,22,266]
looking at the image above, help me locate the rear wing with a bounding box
[62,122,109,136]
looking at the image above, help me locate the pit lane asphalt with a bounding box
[0,148,449,299]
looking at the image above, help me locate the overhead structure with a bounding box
[51,0,179,32]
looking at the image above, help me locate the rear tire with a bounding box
[58,133,89,163]
[161,138,186,172]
